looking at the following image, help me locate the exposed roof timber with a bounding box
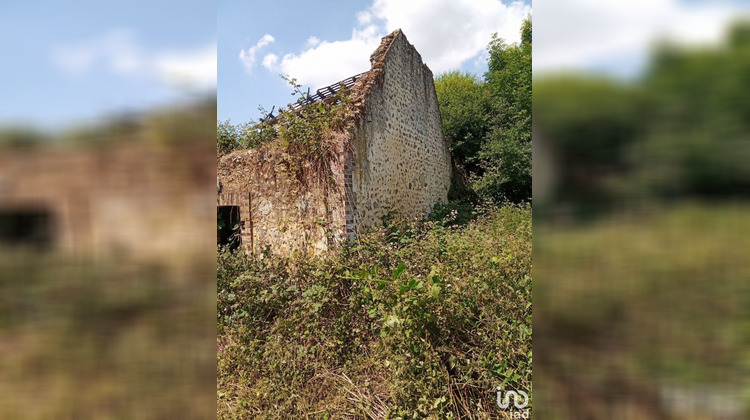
[259,71,367,122]
[289,71,367,110]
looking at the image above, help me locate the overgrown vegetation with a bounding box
[218,19,533,418]
[218,78,353,187]
[217,206,531,418]
[435,17,531,205]
[0,255,216,419]
[534,20,750,218]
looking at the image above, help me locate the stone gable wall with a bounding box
[349,31,451,230]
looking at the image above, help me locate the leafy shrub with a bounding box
[217,205,532,418]
[217,77,353,190]
[428,202,477,227]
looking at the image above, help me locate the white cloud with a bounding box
[534,0,744,75]
[266,25,382,88]
[305,36,321,48]
[473,50,490,72]
[368,0,530,73]
[154,43,217,90]
[357,11,373,25]
[51,29,216,91]
[262,53,278,70]
[51,29,142,76]
[239,34,275,73]
[262,0,530,89]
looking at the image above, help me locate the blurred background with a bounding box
[0,1,217,418]
[8,0,750,417]
[534,0,750,418]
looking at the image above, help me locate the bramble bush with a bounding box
[217,205,531,418]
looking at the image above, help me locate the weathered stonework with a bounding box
[218,29,451,255]
[348,29,452,229]
[0,142,215,263]
[217,145,348,256]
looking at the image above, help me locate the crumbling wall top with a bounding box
[349,29,405,120]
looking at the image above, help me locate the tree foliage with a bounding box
[479,24,532,203]
[434,71,489,175]
[217,119,250,155]
[534,20,750,214]
[434,17,532,204]
[217,77,352,192]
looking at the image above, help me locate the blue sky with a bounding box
[5,1,748,130]
[534,0,750,78]
[219,0,532,125]
[0,1,216,130]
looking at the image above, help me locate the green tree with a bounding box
[217,119,241,155]
[434,71,489,176]
[477,17,532,203]
[217,119,258,155]
[520,17,532,46]
[433,18,533,204]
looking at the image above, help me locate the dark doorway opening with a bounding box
[217,205,241,251]
[0,206,56,250]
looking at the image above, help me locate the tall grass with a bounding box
[0,255,216,419]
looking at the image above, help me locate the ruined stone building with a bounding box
[0,142,214,262]
[0,102,216,263]
[217,30,452,255]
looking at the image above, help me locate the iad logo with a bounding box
[497,388,530,418]
[497,388,529,409]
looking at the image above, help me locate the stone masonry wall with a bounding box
[349,30,452,230]
[0,143,214,263]
[217,147,348,256]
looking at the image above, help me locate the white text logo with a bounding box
[497,388,529,409]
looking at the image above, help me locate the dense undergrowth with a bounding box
[217,205,532,418]
[0,255,216,419]
[534,203,750,419]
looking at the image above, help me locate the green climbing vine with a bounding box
[218,76,353,190]
[272,76,352,189]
